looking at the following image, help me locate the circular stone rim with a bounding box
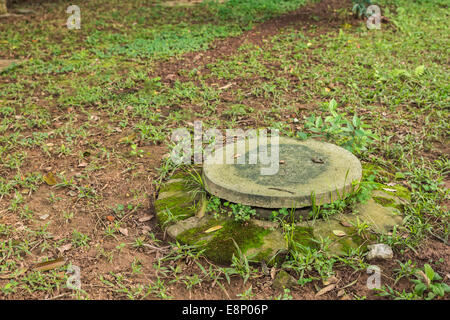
[202,137,362,208]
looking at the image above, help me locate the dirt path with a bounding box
[156,0,355,84]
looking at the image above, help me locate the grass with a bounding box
[0,0,448,300]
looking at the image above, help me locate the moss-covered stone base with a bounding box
[155,169,410,265]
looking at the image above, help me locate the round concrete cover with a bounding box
[203,137,362,208]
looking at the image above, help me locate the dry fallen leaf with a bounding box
[78,161,88,168]
[32,258,66,272]
[119,228,129,237]
[340,220,352,227]
[57,243,72,254]
[315,284,336,297]
[323,276,338,286]
[142,226,152,234]
[386,182,397,187]
[106,215,115,222]
[138,215,153,222]
[43,172,57,186]
[417,270,430,287]
[270,267,276,280]
[204,225,223,233]
[219,83,234,90]
[332,230,347,237]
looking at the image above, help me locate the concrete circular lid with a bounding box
[202,137,362,208]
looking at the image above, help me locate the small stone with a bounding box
[367,244,393,260]
[67,190,77,197]
[138,215,153,222]
[78,161,88,168]
[323,276,338,286]
[57,243,72,254]
[272,270,297,291]
[142,226,152,234]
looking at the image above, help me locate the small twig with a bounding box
[46,293,68,300]
[143,243,170,251]
[0,13,23,18]
[429,232,448,246]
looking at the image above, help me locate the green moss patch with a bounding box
[155,194,196,227]
[178,219,270,265]
[292,226,318,249]
[373,196,396,207]
[159,178,190,194]
[377,184,411,202]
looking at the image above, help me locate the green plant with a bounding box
[351,217,371,236]
[270,207,290,222]
[352,0,373,17]
[228,203,256,223]
[72,230,90,248]
[376,285,420,300]
[206,195,222,213]
[412,264,450,300]
[394,259,418,285]
[182,274,203,291]
[283,238,335,281]
[274,288,293,300]
[183,167,207,200]
[222,240,257,284]
[237,285,255,300]
[298,99,378,154]
[131,258,143,275]
[130,144,144,157]
[223,104,254,118]
[276,207,298,250]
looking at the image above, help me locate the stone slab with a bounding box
[203,137,362,208]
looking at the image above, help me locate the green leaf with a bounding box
[432,284,444,297]
[426,292,436,300]
[297,132,308,140]
[414,283,427,295]
[315,116,323,128]
[414,65,425,76]
[328,99,337,113]
[424,264,435,282]
[443,283,450,293]
[395,172,406,179]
